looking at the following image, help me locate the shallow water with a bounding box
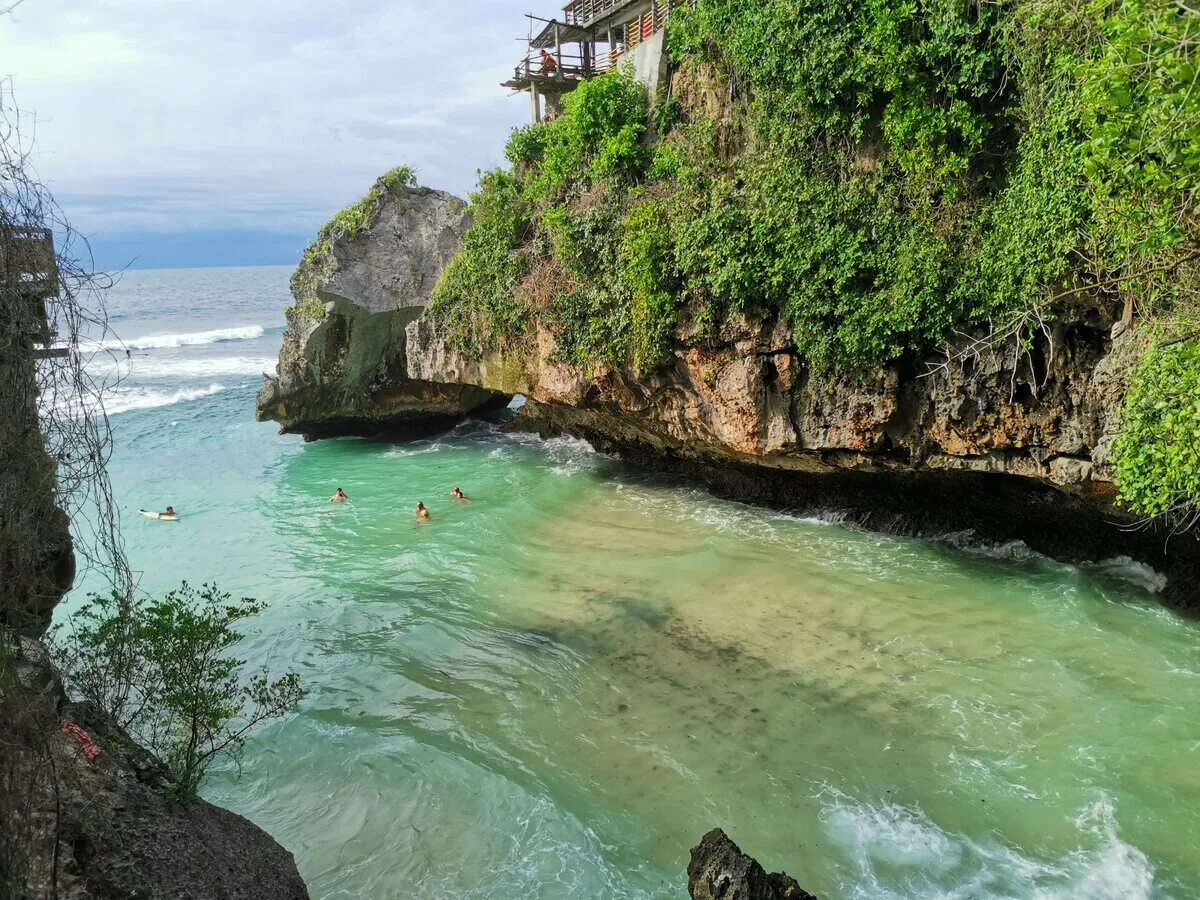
[64,267,1200,898]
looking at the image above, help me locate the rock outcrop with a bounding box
[256,183,509,439]
[264,181,1200,605]
[406,300,1200,605]
[688,829,816,900]
[2,639,310,899]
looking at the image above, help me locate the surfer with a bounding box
[415,501,431,521]
[450,487,469,502]
[162,506,175,517]
[330,488,349,502]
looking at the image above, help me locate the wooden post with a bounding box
[530,79,541,123]
[554,23,563,79]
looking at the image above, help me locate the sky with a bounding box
[0,0,538,269]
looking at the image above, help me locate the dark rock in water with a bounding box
[0,639,309,899]
[256,181,509,440]
[688,829,816,900]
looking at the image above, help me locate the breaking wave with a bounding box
[817,789,1156,900]
[84,324,265,351]
[101,383,227,415]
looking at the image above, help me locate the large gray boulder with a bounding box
[256,182,508,440]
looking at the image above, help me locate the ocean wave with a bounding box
[816,788,1156,900]
[1080,556,1168,595]
[83,325,265,351]
[101,383,227,415]
[936,529,1051,563]
[87,355,276,379]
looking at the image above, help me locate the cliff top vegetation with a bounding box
[427,0,1199,531]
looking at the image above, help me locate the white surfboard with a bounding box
[139,509,179,521]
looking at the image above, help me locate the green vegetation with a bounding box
[1112,340,1200,530]
[428,0,1199,526]
[55,583,305,802]
[290,165,418,319]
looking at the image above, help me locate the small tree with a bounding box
[55,582,305,803]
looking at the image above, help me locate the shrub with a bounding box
[1111,341,1200,529]
[427,169,533,355]
[55,582,305,803]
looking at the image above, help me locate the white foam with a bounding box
[87,355,275,379]
[83,325,265,351]
[816,789,1157,899]
[1082,556,1168,595]
[1035,799,1156,900]
[101,383,226,415]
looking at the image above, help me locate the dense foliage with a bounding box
[55,583,306,802]
[1112,340,1200,529]
[428,0,1200,524]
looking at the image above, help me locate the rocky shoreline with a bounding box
[257,181,1200,608]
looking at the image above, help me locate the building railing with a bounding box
[512,48,594,84]
[563,0,635,28]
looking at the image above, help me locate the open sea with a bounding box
[60,265,1200,898]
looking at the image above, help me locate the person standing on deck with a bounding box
[539,48,558,76]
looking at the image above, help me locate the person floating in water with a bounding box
[161,506,175,517]
[330,488,349,502]
[450,487,469,502]
[415,501,431,521]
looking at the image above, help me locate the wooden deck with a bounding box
[2,226,61,349]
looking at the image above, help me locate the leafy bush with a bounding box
[1111,341,1200,528]
[55,582,305,803]
[427,169,533,354]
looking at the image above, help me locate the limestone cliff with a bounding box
[2,640,308,900]
[256,182,508,439]
[407,298,1200,605]
[263,183,1200,605]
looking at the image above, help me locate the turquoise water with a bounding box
[67,266,1200,898]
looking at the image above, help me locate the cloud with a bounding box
[0,0,535,249]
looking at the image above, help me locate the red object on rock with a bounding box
[60,718,101,761]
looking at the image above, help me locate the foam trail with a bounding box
[101,383,226,415]
[87,356,276,379]
[817,789,1156,900]
[83,325,265,351]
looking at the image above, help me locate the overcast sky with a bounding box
[1,0,537,268]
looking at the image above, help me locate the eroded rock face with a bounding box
[406,307,1200,606]
[688,829,816,900]
[256,184,509,439]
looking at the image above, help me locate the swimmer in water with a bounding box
[330,488,348,502]
[415,501,431,521]
[162,505,175,517]
[450,487,469,502]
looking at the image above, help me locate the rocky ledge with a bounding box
[410,301,1199,606]
[255,182,508,440]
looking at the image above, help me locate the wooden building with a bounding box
[1,226,67,359]
[504,0,677,122]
